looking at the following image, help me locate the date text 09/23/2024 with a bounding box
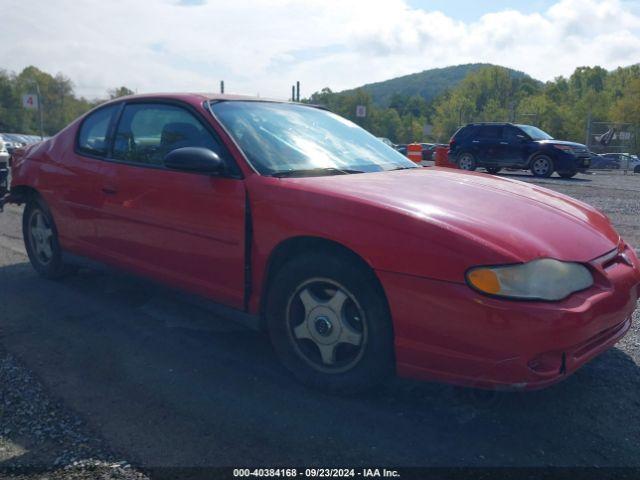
[233,468,400,478]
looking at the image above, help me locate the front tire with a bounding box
[530,155,554,178]
[457,152,477,171]
[558,171,577,179]
[485,167,502,174]
[266,252,394,394]
[23,196,70,279]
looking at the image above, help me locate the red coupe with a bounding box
[3,94,639,393]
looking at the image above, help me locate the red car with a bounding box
[2,93,639,393]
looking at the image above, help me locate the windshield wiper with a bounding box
[389,166,418,171]
[271,167,365,178]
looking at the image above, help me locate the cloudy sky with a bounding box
[1,0,639,99]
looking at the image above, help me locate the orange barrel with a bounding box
[434,145,456,168]
[406,143,422,163]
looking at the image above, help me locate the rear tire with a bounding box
[457,153,477,171]
[23,196,70,279]
[485,167,501,174]
[266,252,394,394]
[530,155,554,178]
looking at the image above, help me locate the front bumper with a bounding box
[380,244,640,390]
[555,151,591,172]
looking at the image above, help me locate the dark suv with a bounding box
[449,123,591,178]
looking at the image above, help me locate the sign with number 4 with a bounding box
[22,94,38,110]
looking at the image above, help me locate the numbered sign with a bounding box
[355,105,366,118]
[22,94,38,110]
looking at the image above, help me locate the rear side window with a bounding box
[77,104,119,156]
[112,103,223,166]
[477,125,503,138]
[453,126,476,141]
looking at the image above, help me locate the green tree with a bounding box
[109,86,135,99]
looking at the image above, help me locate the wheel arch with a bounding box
[8,184,40,205]
[526,149,556,167]
[456,149,475,161]
[259,236,391,327]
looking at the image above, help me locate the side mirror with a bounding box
[163,147,225,174]
[516,134,528,142]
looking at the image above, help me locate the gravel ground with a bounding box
[0,345,147,479]
[0,169,638,477]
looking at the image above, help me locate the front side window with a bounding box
[516,124,554,140]
[503,126,523,142]
[112,103,222,166]
[77,104,120,156]
[210,101,416,176]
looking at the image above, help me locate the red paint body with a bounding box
[9,93,640,389]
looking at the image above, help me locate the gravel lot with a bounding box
[0,169,639,477]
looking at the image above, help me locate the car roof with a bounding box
[90,93,325,118]
[102,92,292,105]
[464,122,515,126]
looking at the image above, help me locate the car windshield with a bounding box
[516,124,554,140]
[209,101,417,176]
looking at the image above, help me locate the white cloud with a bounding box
[0,0,638,99]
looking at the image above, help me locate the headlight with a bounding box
[466,258,593,301]
[553,144,577,155]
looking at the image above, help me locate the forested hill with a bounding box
[341,63,532,106]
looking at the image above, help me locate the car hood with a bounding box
[537,139,587,149]
[282,168,619,263]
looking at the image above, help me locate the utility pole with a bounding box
[585,110,592,149]
[220,80,224,94]
[291,85,295,102]
[27,79,44,140]
[296,81,300,102]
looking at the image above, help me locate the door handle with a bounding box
[472,140,480,143]
[101,187,117,195]
[500,142,508,145]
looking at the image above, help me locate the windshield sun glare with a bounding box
[210,101,417,176]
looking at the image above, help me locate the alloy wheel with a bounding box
[28,209,54,265]
[287,278,367,374]
[532,157,552,176]
[458,154,475,170]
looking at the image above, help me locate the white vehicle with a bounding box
[619,153,640,173]
[600,152,640,173]
[0,139,9,163]
[0,140,9,196]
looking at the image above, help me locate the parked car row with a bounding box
[382,123,635,178]
[0,133,44,155]
[590,152,640,173]
[445,123,640,178]
[1,133,43,198]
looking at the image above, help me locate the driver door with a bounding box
[501,126,528,166]
[96,102,247,308]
